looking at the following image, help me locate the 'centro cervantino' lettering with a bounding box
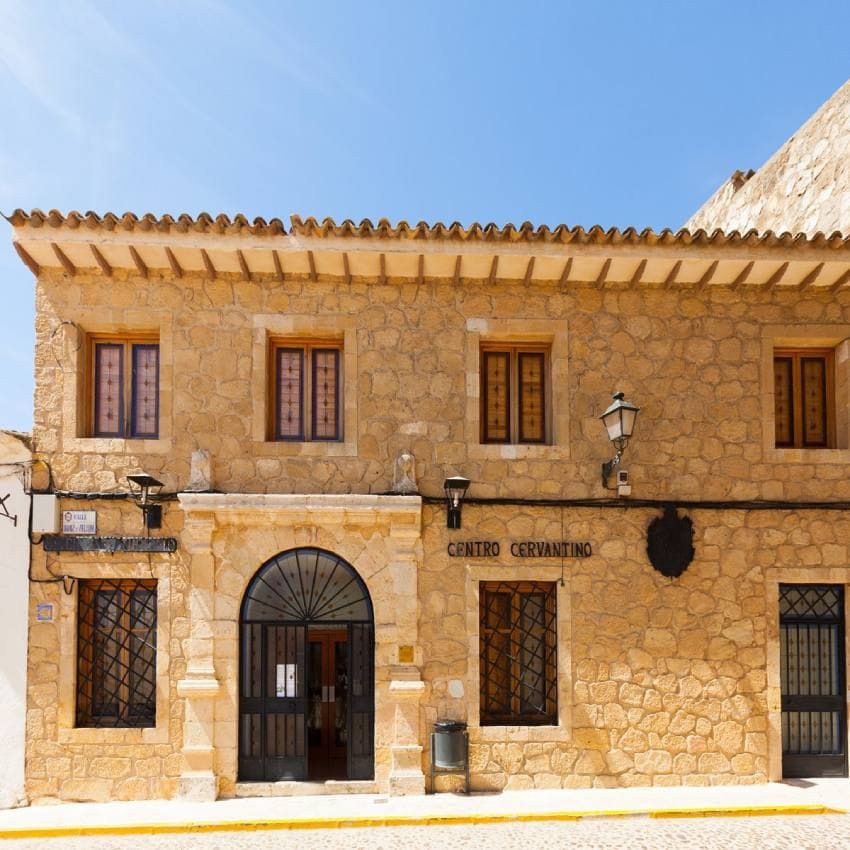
[447,540,592,558]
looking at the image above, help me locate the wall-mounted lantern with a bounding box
[444,475,470,529]
[599,391,640,489]
[127,473,164,531]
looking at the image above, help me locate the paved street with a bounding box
[5,814,850,850]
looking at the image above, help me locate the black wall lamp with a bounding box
[599,391,640,489]
[444,475,470,529]
[127,473,164,531]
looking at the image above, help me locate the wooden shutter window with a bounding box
[131,344,159,438]
[94,343,124,437]
[276,349,305,440]
[481,345,550,444]
[774,349,834,449]
[801,356,828,447]
[271,341,342,442]
[482,589,511,717]
[312,348,340,440]
[518,352,545,443]
[77,579,157,728]
[774,356,794,447]
[479,581,557,725]
[482,351,511,443]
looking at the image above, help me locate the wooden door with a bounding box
[307,629,348,779]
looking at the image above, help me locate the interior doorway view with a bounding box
[238,547,375,782]
[779,583,847,778]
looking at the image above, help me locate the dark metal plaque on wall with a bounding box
[646,505,694,578]
[43,535,178,553]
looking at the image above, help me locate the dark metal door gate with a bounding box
[780,584,847,778]
[238,548,375,782]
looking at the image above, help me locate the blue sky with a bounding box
[1,0,849,432]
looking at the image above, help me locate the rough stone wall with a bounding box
[28,259,850,797]
[422,504,850,790]
[687,79,850,235]
[32,269,850,501]
[26,500,188,803]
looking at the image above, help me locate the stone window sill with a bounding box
[63,437,173,455]
[253,440,358,458]
[471,724,570,744]
[58,725,169,745]
[467,444,571,461]
[766,448,850,463]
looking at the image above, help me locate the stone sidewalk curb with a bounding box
[0,803,842,839]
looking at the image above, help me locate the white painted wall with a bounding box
[0,433,31,808]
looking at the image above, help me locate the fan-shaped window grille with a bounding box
[242,548,372,623]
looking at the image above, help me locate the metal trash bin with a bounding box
[430,719,469,793]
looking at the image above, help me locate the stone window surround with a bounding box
[762,324,850,460]
[465,318,570,460]
[464,564,573,744]
[54,559,172,745]
[251,314,358,457]
[764,566,850,781]
[59,310,173,455]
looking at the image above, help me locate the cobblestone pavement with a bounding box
[6,814,850,850]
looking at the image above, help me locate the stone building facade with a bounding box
[9,202,850,803]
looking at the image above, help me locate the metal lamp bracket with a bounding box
[0,493,17,527]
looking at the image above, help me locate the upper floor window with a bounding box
[90,336,159,438]
[774,348,835,448]
[481,344,549,444]
[76,579,157,728]
[271,341,342,441]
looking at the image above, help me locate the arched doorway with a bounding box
[238,547,375,782]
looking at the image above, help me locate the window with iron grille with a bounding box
[271,341,342,441]
[479,581,557,725]
[90,336,159,438]
[774,348,835,448]
[480,345,549,444]
[77,579,157,728]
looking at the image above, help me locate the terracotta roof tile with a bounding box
[6,209,850,249]
[5,209,287,236]
[289,215,850,247]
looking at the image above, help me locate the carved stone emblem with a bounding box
[646,505,695,578]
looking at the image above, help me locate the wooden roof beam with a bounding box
[595,258,612,287]
[830,267,850,293]
[307,250,317,281]
[523,256,535,285]
[236,249,251,282]
[51,243,76,276]
[629,259,647,286]
[165,247,183,278]
[663,259,682,288]
[342,252,351,285]
[200,248,217,279]
[558,258,573,286]
[129,246,148,279]
[90,245,112,276]
[798,261,824,291]
[13,243,40,276]
[696,260,718,289]
[488,255,499,285]
[272,250,284,281]
[731,260,754,290]
[764,261,788,290]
